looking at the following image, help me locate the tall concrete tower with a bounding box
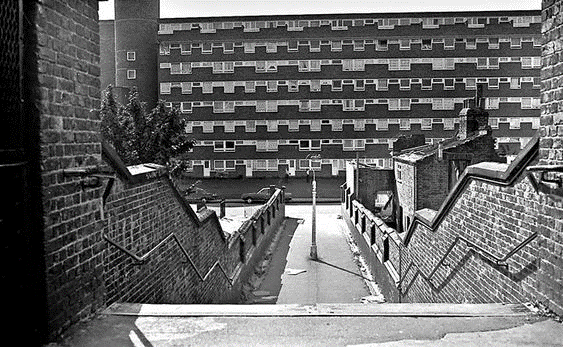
[114,0,159,108]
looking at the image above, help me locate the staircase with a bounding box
[51,302,563,347]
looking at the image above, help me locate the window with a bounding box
[245,81,255,93]
[127,69,136,79]
[432,98,455,110]
[310,100,321,111]
[160,82,171,94]
[310,40,321,52]
[465,78,476,90]
[521,57,533,69]
[299,139,321,151]
[400,118,410,130]
[510,37,522,49]
[246,120,256,132]
[343,99,365,111]
[224,121,235,133]
[343,139,365,151]
[332,119,343,131]
[331,40,342,51]
[488,78,499,89]
[510,77,521,89]
[466,38,476,49]
[267,80,278,92]
[127,51,135,61]
[354,40,365,51]
[377,79,388,91]
[444,38,455,50]
[422,78,432,90]
[288,40,298,52]
[354,119,366,131]
[203,121,214,133]
[332,80,342,91]
[485,97,500,109]
[244,42,256,53]
[377,39,388,51]
[288,80,299,92]
[288,119,299,132]
[354,79,365,91]
[310,80,321,92]
[488,37,499,49]
[180,102,192,113]
[421,39,432,50]
[311,119,321,131]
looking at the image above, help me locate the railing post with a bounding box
[220,199,226,218]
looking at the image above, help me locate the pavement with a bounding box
[49,303,562,346]
[276,205,371,304]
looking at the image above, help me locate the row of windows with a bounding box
[158,15,540,34]
[185,116,540,134]
[160,36,540,55]
[172,97,541,114]
[195,134,535,153]
[160,56,541,74]
[188,158,394,172]
[162,76,541,94]
[198,138,394,152]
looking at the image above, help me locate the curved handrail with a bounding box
[104,233,234,286]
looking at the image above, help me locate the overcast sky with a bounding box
[99,0,541,20]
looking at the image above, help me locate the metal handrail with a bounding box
[397,231,538,291]
[104,233,234,286]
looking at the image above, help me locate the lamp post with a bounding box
[307,154,320,260]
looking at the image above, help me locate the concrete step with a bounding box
[104,302,532,318]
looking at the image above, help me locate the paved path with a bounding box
[277,205,370,304]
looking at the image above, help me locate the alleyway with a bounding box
[249,204,371,304]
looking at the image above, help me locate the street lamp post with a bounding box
[307,154,320,260]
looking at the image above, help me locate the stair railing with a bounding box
[397,231,538,295]
[104,233,234,286]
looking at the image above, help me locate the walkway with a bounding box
[276,204,371,304]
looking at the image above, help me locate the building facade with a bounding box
[101,6,542,178]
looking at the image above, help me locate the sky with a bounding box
[98,0,541,20]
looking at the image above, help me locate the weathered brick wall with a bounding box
[417,158,449,211]
[403,171,562,314]
[540,0,563,165]
[36,0,106,338]
[103,171,287,305]
[103,175,232,304]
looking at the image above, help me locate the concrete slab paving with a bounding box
[277,205,370,304]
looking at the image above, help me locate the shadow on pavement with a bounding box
[313,258,373,282]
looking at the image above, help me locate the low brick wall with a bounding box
[103,165,286,305]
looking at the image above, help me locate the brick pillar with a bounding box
[540,0,563,165]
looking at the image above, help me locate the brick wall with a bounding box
[102,166,287,305]
[36,0,106,338]
[540,0,563,165]
[344,133,563,314]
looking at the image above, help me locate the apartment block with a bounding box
[101,7,541,178]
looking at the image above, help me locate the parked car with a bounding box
[241,187,292,204]
[184,187,218,203]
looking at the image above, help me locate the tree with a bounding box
[100,86,195,168]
